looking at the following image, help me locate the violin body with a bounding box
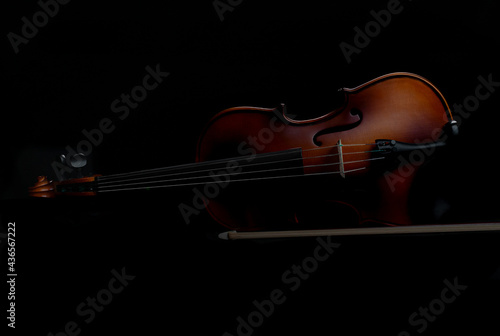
[196,72,453,230]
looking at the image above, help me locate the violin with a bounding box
[31,72,478,235]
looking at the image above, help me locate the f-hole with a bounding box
[313,108,363,146]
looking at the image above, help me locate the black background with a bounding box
[2,0,500,335]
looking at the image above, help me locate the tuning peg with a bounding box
[57,153,88,180]
[60,153,87,168]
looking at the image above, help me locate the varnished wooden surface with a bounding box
[196,73,452,230]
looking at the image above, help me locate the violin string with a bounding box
[97,148,384,189]
[98,166,370,193]
[98,144,380,183]
[97,143,377,181]
[97,149,384,186]
[98,157,385,189]
[302,142,377,151]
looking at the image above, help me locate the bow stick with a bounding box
[218,223,500,240]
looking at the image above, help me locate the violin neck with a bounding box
[95,148,305,194]
[29,148,307,198]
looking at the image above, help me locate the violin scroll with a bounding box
[28,176,55,198]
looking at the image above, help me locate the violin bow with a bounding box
[218,223,500,240]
